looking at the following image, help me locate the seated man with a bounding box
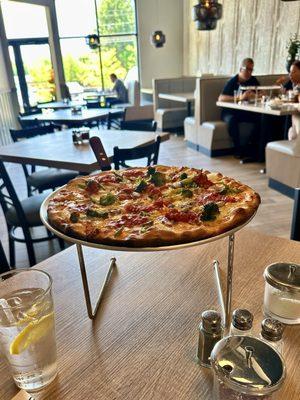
[218,58,260,158]
[105,73,128,107]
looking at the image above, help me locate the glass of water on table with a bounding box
[0,269,57,392]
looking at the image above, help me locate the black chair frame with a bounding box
[0,240,10,273]
[10,124,65,197]
[113,136,161,170]
[291,188,300,241]
[0,161,64,267]
[120,120,157,132]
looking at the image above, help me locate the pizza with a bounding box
[47,165,260,247]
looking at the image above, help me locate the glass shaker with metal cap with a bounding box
[260,318,285,354]
[229,309,253,336]
[196,310,223,368]
[263,262,300,324]
[210,335,286,399]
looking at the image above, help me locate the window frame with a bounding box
[57,0,139,90]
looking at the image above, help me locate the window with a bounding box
[1,1,48,39]
[56,0,138,92]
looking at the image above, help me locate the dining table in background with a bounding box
[37,100,87,110]
[0,128,170,173]
[0,229,299,399]
[216,100,299,162]
[19,108,121,128]
[158,92,195,116]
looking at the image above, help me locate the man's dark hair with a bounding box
[292,60,300,70]
[240,58,254,69]
[110,73,117,79]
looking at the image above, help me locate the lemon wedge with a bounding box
[10,312,54,355]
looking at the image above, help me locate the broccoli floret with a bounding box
[201,202,220,221]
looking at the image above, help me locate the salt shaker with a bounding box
[260,318,285,354]
[229,309,253,336]
[196,310,223,368]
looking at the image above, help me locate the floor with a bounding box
[0,134,293,268]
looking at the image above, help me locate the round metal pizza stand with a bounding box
[40,191,255,330]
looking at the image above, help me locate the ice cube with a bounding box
[0,298,16,324]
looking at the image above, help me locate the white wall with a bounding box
[136,0,184,88]
[184,0,300,76]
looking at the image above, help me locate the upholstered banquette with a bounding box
[153,77,197,131]
[184,74,283,157]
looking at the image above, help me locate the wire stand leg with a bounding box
[212,234,235,332]
[225,234,235,330]
[76,244,117,319]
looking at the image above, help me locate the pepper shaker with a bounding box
[260,318,285,354]
[229,309,253,336]
[196,310,223,368]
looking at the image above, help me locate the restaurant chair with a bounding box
[10,125,78,197]
[0,240,10,273]
[18,108,43,128]
[120,120,157,132]
[0,161,65,268]
[120,105,155,131]
[291,188,300,241]
[85,95,102,109]
[113,136,161,170]
[89,136,112,171]
[106,111,124,130]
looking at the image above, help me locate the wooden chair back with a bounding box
[89,136,112,171]
[113,136,161,170]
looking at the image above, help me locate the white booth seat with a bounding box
[266,139,300,198]
[123,105,154,121]
[153,77,197,131]
[184,74,284,157]
[112,80,140,109]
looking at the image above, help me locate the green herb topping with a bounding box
[150,171,166,187]
[70,212,80,223]
[86,209,109,218]
[181,188,193,198]
[135,179,148,193]
[100,193,116,206]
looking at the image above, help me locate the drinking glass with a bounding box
[0,269,57,392]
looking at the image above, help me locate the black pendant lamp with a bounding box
[193,0,223,31]
[151,30,166,48]
[85,34,100,50]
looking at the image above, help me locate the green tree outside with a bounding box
[21,0,137,103]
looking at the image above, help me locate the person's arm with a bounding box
[218,94,234,102]
[218,79,235,102]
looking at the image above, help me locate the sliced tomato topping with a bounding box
[122,169,145,178]
[165,209,198,223]
[193,173,213,188]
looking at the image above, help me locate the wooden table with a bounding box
[217,101,300,162]
[159,92,195,116]
[37,100,87,110]
[216,101,299,117]
[0,129,169,173]
[0,229,299,399]
[19,108,121,128]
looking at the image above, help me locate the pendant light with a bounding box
[85,34,100,50]
[150,0,166,48]
[193,0,223,31]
